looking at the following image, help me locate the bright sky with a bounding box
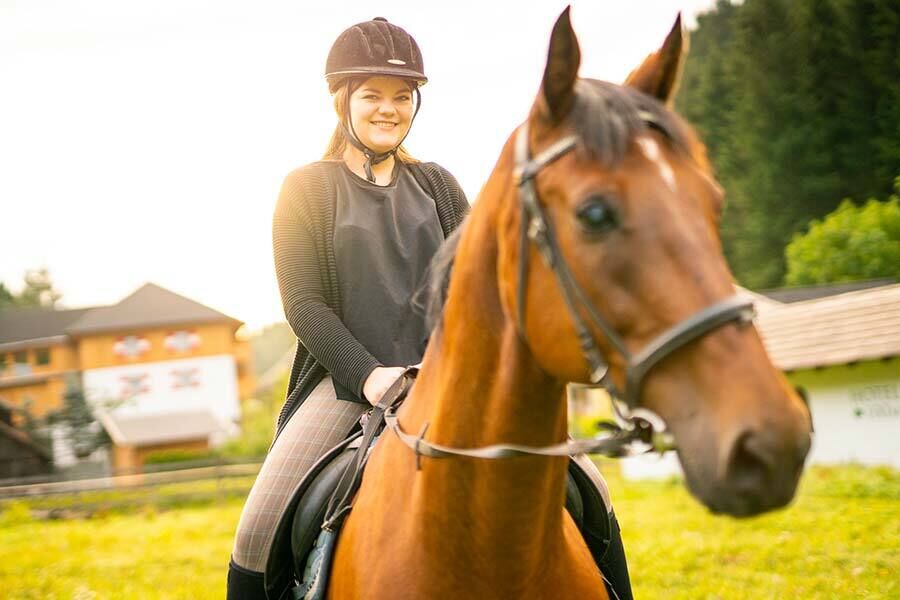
[1,0,716,332]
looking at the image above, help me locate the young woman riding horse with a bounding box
[227,17,634,599]
[327,9,811,600]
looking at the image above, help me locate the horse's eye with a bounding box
[576,198,618,233]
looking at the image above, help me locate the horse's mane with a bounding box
[413,80,692,333]
[412,222,465,335]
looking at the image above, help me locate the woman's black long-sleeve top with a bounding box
[272,160,469,435]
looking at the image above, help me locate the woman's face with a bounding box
[347,77,414,154]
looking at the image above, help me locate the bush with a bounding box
[217,374,287,459]
[143,448,219,465]
[785,176,900,285]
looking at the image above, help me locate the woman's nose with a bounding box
[377,101,397,116]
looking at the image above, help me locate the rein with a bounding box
[384,121,755,463]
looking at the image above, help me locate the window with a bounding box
[0,354,6,372]
[13,350,27,365]
[113,336,150,358]
[35,348,50,366]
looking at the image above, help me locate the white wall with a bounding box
[616,357,900,479]
[82,354,241,424]
[790,358,900,468]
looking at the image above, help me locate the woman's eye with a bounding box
[576,198,618,233]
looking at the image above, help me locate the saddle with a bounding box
[263,372,613,600]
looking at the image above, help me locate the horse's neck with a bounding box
[400,203,571,574]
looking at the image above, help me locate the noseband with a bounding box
[383,120,755,462]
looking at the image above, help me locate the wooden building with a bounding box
[0,283,254,473]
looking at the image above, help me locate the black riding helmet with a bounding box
[325,17,426,182]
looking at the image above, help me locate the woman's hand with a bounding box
[362,366,407,406]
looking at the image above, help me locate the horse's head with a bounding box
[496,9,811,517]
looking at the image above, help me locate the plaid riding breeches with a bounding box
[231,375,368,573]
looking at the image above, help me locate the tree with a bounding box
[0,283,16,310]
[676,0,900,289]
[784,177,900,284]
[43,386,112,459]
[0,268,63,312]
[17,268,63,308]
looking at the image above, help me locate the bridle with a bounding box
[512,120,755,416]
[383,119,755,461]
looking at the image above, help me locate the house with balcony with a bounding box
[0,283,254,473]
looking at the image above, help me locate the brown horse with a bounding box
[330,9,812,599]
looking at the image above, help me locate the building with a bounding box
[614,280,900,478]
[0,283,254,473]
[756,282,900,467]
[0,402,52,479]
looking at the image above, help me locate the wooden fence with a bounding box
[0,459,263,515]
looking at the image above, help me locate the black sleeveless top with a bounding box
[331,161,445,402]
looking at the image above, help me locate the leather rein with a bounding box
[383,120,755,462]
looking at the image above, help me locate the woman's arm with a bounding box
[272,172,381,401]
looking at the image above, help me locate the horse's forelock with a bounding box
[571,79,692,165]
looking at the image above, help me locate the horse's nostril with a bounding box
[728,432,772,492]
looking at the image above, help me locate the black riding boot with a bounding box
[585,512,634,600]
[227,558,268,600]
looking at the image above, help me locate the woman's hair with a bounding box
[322,78,419,163]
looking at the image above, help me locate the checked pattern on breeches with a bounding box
[232,376,368,573]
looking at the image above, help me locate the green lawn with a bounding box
[0,464,897,599]
[603,463,900,599]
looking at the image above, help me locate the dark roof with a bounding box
[0,307,93,345]
[759,278,896,304]
[0,283,240,344]
[66,283,240,336]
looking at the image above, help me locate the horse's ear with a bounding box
[624,13,688,105]
[538,6,581,124]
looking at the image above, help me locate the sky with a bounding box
[1,0,718,332]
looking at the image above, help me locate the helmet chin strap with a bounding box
[343,84,422,183]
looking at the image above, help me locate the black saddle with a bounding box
[263,375,612,600]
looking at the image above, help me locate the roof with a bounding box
[735,286,783,317]
[0,308,92,345]
[98,409,229,446]
[759,278,896,304]
[756,283,900,371]
[66,283,240,336]
[0,373,52,390]
[0,283,241,345]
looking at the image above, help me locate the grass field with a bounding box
[0,463,897,599]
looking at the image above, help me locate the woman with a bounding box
[227,18,469,599]
[228,17,632,600]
